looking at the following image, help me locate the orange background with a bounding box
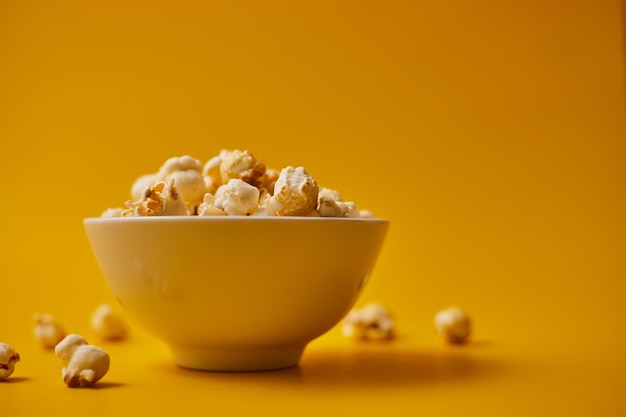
[1,1,625,415]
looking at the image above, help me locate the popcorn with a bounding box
[33,313,67,349]
[434,306,472,344]
[219,149,266,188]
[261,168,280,195]
[202,150,228,194]
[0,343,20,379]
[269,166,319,216]
[358,209,375,218]
[91,304,130,341]
[197,193,227,216]
[318,188,361,218]
[131,173,159,202]
[102,149,377,219]
[214,179,260,216]
[251,192,278,217]
[101,207,124,218]
[159,155,203,177]
[342,302,394,341]
[55,334,110,388]
[124,179,187,217]
[318,187,342,202]
[158,155,206,206]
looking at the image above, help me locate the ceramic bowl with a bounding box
[84,216,389,371]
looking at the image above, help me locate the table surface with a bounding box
[3,318,625,417]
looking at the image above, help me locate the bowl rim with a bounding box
[84,216,389,224]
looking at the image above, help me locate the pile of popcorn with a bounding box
[102,149,375,219]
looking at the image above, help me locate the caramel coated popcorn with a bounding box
[103,149,376,218]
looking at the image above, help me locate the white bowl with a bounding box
[84,216,389,371]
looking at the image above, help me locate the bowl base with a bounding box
[170,344,306,372]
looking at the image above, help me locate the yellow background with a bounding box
[1,0,625,415]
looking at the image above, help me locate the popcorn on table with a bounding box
[0,342,20,379]
[102,149,376,218]
[342,302,395,341]
[91,304,130,341]
[33,313,67,349]
[55,334,110,388]
[434,306,472,344]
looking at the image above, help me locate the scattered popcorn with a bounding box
[0,343,20,379]
[33,313,67,349]
[55,334,110,388]
[91,304,130,341]
[103,149,377,219]
[434,306,472,344]
[342,302,394,341]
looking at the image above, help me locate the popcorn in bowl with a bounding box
[86,149,390,372]
[103,149,375,219]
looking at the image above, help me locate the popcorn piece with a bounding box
[159,155,203,177]
[168,170,206,207]
[91,304,130,341]
[214,179,260,216]
[100,207,124,218]
[318,195,344,217]
[34,313,67,349]
[55,334,110,388]
[358,209,376,218]
[318,187,343,202]
[197,193,227,216]
[131,173,159,202]
[342,302,394,341]
[202,150,228,194]
[269,166,319,216]
[434,306,471,344]
[0,343,20,379]
[319,198,359,218]
[124,180,188,217]
[158,155,206,206]
[261,168,280,195]
[317,187,361,218]
[251,192,278,217]
[219,149,266,188]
